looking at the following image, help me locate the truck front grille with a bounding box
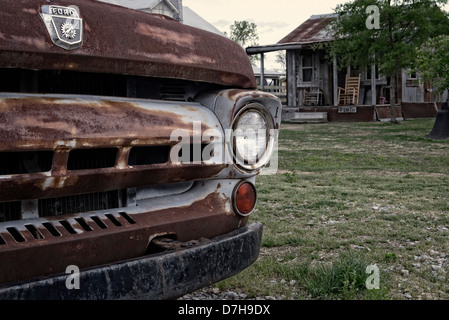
[38,191,121,217]
[0,143,215,222]
[0,201,21,223]
[0,191,122,222]
[0,68,223,101]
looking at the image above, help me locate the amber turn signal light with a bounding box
[233,181,257,217]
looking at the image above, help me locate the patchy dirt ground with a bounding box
[182,120,449,300]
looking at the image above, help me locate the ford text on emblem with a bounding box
[40,5,83,50]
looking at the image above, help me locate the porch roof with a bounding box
[278,13,337,45]
[246,43,305,55]
[246,13,337,55]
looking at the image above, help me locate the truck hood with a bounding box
[0,0,256,89]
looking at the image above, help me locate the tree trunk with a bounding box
[390,72,398,123]
[426,99,449,140]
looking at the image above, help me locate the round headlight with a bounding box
[231,104,274,171]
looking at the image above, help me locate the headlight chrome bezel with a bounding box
[230,103,275,172]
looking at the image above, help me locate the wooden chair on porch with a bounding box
[338,74,361,105]
[304,76,323,106]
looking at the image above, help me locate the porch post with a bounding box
[287,50,297,106]
[371,64,376,105]
[333,55,338,106]
[260,53,265,91]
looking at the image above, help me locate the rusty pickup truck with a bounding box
[0,0,281,299]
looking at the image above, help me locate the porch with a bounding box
[247,43,387,110]
[282,102,441,123]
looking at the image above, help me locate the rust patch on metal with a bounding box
[225,89,278,103]
[135,22,199,49]
[151,237,212,251]
[0,96,209,151]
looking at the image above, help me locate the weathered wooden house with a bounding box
[247,14,446,121]
[277,14,338,108]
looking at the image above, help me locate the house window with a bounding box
[406,69,419,87]
[366,65,381,81]
[302,54,313,83]
[408,71,418,80]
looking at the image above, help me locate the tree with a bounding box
[331,0,449,123]
[227,21,260,64]
[275,51,286,73]
[415,35,449,94]
[414,35,449,139]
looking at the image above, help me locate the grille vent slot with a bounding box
[0,151,53,175]
[128,146,170,166]
[59,220,77,235]
[25,224,44,240]
[91,216,107,229]
[38,190,120,217]
[6,227,25,243]
[105,213,122,226]
[68,148,117,171]
[0,202,21,223]
[159,81,187,101]
[119,211,136,225]
[75,217,93,232]
[42,222,61,237]
[178,144,213,163]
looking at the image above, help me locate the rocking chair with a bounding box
[338,74,361,105]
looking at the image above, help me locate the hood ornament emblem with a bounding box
[40,5,83,50]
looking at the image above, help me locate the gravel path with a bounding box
[179,287,281,300]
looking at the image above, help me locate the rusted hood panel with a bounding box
[0,0,256,89]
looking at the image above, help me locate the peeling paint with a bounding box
[41,177,54,191]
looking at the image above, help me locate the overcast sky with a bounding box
[183,0,346,45]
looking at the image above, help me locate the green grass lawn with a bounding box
[218,119,449,300]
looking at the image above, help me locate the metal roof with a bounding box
[252,65,284,77]
[246,13,338,55]
[277,13,337,45]
[182,6,225,37]
[99,0,179,12]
